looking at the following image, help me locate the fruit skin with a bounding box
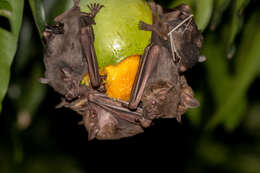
[81,55,140,101]
[79,0,152,69]
[104,55,140,101]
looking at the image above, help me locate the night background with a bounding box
[1,0,260,172]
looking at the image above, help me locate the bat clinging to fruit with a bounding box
[128,2,202,121]
[41,0,204,140]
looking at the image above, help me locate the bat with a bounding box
[41,0,150,140]
[41,0,103,100]
[127,2,203,121]
[59,90,150,140]
[41,0,203,140]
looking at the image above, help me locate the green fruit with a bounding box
[79,0,152,69]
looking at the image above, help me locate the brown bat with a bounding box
[41,0,203,140]
[41,0,150,140]
[41,0,102,100]
[127,2,203,121]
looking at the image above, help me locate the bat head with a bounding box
[166,5,204,72]
[142,81,180,119]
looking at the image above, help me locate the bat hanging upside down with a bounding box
[41,0,204,140]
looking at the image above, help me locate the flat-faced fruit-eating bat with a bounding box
[127,2,203,121]
[42,0,203,140]
[41,0,102,100]
[42,0,150,140]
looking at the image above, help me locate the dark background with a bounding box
[1,0,260,172]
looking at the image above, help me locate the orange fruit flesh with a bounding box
[81,55,140,101]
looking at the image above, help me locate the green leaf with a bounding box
[15,18,35,72]
[224,98,247,131]
[202,32,247,131]
[46,0,72,23]
[202,33,231,105]
[226,0,250,50]
[194,0,213,31]
[29,0,46,39]
[0,0,24,112]
[168,0,194,9]
[16,64,47,130]
[187,91,204,127]
[210,0,231,30]
[206,11,260,130]
[0,0,12,18]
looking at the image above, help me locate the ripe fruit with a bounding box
[79,0,152,69]
[80,0,152,100]
[104,55,140,101]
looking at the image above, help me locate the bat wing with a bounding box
[128,43,160,110]
[88,93,149,140]
[61,91,149,140]
[79,17,101,88]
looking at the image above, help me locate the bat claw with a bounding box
[139,21,149,31]
[88,3,104,18]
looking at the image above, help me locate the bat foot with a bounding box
[88,3,104,18]
[139,21,151,31]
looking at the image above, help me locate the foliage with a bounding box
[0,0,260,172]
[0,0,24,112]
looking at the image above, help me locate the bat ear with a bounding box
[184,96,200,108]
[42,31,51,43]
[39,78,49,84]
[181,87,200,108]
[88,128,98,141]
[177,4,191,13]
[198,55,206,63]
[82,113,99,141]
[176,115,182,123]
